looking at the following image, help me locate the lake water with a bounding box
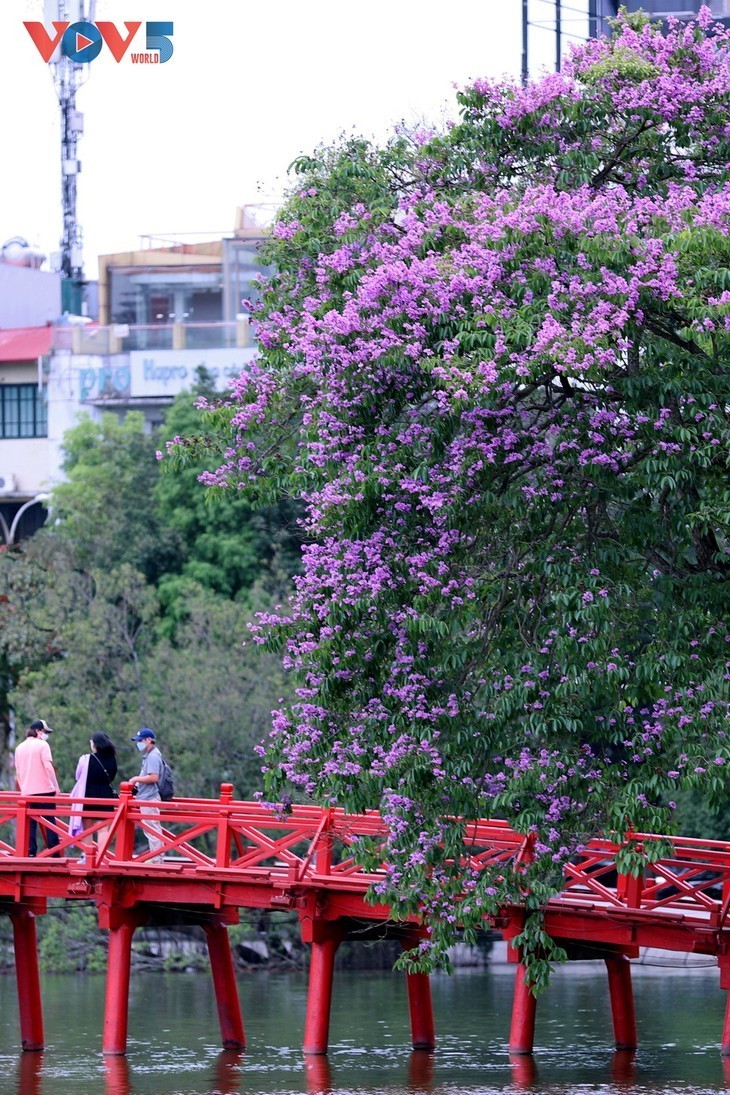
[0,958,729,1094]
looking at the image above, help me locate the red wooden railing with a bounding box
[1,783,730,930]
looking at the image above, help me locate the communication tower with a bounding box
[45,0,95,312]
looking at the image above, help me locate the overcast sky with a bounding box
[2,1,585,280]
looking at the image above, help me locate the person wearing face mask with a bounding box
[14,719,61,857]
[128,728,164,861]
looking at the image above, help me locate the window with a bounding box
[0,384,47,438]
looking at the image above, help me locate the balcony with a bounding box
[52,319,253,356]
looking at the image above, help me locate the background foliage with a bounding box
[0,371,301,799]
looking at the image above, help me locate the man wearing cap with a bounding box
[129,728,164,860]
[14,719,61,856]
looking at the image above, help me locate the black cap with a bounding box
[30,719,55,734]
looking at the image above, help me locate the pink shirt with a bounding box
[14,737,60,795]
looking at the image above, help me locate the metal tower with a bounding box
[45,0,94,306]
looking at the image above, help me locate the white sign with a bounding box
[129,348,257,398]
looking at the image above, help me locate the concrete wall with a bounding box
[0,266,61,328]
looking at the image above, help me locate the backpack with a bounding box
[157,755,174,801]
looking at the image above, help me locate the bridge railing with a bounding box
[0,785,393,887]
[1,788,730,925]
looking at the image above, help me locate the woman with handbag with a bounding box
[69,732,118,852]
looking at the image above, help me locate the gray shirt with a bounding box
[136,745,162,802]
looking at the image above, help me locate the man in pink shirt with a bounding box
[14,719,61,856]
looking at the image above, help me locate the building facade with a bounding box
[0,216,267,543]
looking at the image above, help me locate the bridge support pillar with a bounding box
[509,963,537,1055]
[401,931,436,1050]
[302,922,344,1055]
[102,910,145,1055]
[203,920,246,1050]
[605,955,637,1051]
[10,906,44,1051]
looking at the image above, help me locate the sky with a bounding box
[1,1,585,281]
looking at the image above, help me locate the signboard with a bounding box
[129,348,257,398]
[79,362,131,401]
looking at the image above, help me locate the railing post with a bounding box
[313,808,334,876]
[114,783,136,861]
[617,837,644,907]
[15,799,29,858]
[617,870,644,907]
[216,783,234,869]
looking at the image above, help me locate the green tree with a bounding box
[143,587,289,799]
[179,11,730,980]
[53,411,180,584]
[155,370,303,614]
[7,397,297,800]
[11,562,159,783]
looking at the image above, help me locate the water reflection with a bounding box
[103,1055,131,1095]
[304,1054,333,1093]
[212,1049,245,1095]
[0,967,728,1094]
[610,1050,637,1087]
[722,1054,730,1088]
[407,1049,435,1090]
[16,1051,43,1095]
[509,1053,537,1088]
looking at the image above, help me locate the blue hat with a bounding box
[131,728,155,742]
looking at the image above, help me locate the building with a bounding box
[0,210,271,545]
[591,0,730,35]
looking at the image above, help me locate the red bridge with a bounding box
[2,782,730,1059]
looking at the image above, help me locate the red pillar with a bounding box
[400,933,435,1050]
[204,921,246,1050]
[405,971,436,1050]
[102,915,137,1055]
[509,964,537,1056]
[302,926,342,1055]
[10,907,44,1051]
[605,955,637,1051]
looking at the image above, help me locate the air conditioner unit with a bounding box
[0,472,17,495]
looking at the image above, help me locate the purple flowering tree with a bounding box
[170,9,730,984]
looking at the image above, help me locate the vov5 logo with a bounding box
[24,20,174,64]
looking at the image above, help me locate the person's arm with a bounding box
[130,754,160,786]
